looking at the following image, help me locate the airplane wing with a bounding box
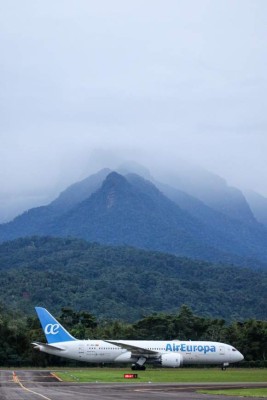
[104,340,159,356]
[32,342,65,351]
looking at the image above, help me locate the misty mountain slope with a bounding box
[157,166,257,224]
[0,169,267,267]
[49,168,111,213]
[0,206,55,241]
[49,171,267,265]
[50,172,218,258]
[154,179,267,259]
[244,189,267,228]
[117,161,153,180]
[0,169,111,242]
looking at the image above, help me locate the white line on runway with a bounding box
[13,371,53,400]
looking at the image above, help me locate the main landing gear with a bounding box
[131,356,147,371]
[131,364,146,371]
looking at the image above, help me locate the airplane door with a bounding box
[219,345,225,355]
[78,344,85,358]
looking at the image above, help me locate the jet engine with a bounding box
[160,353,183,368]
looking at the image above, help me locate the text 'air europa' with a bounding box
[166,343,216,353]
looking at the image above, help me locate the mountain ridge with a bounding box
[0,167,267,268]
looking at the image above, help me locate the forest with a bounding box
[0,236,266,321]
[0,237,266,367]
[0,304,266,367]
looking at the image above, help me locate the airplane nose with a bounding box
[230,347,244,363]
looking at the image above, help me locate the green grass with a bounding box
[54,368,267,384]
[199,388,267,397]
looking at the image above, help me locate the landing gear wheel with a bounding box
[131,364,146,371]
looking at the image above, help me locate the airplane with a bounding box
[33,307,244,370]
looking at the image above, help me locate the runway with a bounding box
[0,370,266,400]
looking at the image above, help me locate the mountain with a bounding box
[0,169,267,267]
[243,189,267,228]
[156,165,257,224]
[49,168,111,213]
[50,172,212,257]
[153,179,267,262]
[0,169,111,240]
[0,237,266,321]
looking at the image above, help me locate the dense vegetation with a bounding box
[0,237,266,321]
[0,304,266,367]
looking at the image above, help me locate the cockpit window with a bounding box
[232,348,237,351]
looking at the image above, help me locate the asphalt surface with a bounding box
[0,370,266,400]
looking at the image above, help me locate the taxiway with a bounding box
[0,369,266,400]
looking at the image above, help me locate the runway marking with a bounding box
[50,372,63,381]
[12,371,53,400]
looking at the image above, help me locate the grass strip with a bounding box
[199,388,267,397]
[54,368,267,384]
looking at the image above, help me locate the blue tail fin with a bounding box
[35,307,76,344]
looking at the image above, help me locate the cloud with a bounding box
[0,0,266,220]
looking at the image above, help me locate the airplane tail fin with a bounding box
[35,307,77,344]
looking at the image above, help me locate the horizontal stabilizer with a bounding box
[32,342,65,351]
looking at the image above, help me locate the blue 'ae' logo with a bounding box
[44,323,60,335]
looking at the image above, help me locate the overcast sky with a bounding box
[1,0,267,221]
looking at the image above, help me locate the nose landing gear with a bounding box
[221,362,229,370]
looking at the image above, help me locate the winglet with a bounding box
[35,307,77,344]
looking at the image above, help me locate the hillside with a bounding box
[244,189,267,228]
[155,165,257,224]
[0,237,266,321]
[0,170,267,268]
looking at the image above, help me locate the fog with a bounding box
[1,0,267,221]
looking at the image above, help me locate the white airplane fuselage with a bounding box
[35,339,243,367]
[33,307,244,369]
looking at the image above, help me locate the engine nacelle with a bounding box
[160,353,183,368]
